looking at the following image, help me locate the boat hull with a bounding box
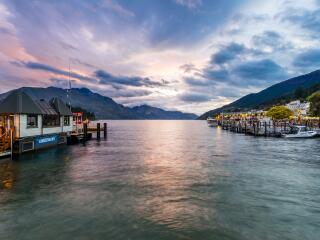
[207,118,218,127]
[283,132,318,138]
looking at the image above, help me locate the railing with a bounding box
[0,128,13,155]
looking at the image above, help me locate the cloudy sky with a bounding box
[0,0,320,114]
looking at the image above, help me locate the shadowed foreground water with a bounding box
[1,120,320,240]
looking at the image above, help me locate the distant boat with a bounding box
[283,126,317,138]
[207,117,218,127]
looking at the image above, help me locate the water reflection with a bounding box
[0,160,16,189]
[129,121,230,231]
[0,121,320,240]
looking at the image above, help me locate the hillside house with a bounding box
[286,100,310,116]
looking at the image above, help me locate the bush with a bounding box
[266,106,293,120]
[307,92,320,117]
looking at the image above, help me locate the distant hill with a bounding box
[132,105,198,120]
[199,70,320,119]
[0,87,197,120]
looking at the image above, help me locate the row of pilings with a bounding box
[219,119,320,137]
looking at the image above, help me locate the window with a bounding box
[43,115,60,127]
[64,116,70,126]
[300,127,307,132]
[27,115,38,128]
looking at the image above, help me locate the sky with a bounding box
[0,0,320,115]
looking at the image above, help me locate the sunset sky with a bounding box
[1,0,320,114]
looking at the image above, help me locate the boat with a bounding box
[207,117,218,127]
[283,126,318,138]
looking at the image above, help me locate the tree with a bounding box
[266,106,293,120]
[307,92,320,117]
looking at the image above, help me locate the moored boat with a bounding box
[283,126,318,138]
[207,117,218,127]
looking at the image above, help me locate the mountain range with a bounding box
[2,69,319,120]
[0,87,198,120]
[199,70,320,119]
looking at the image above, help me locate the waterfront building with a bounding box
[286,100,310,116]
[73,112,84,134]
[0,90,73,154]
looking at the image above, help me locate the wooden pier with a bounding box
[68,122,107,144]
[0,122,108,158]
[0,128,13,158]
[219,119,320,137]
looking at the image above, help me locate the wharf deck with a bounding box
[0,150,11,158]
[219,119,320,137]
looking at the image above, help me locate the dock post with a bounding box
[97,123,100,140]
[10,128,13,159]
[83,123,88,143]
[103,123,107,139]
[284,121,287,132]
[245,121,247,134]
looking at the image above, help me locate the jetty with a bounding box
[0,90,107,158]
[212,112,320,137]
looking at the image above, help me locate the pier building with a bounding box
[0,90,73,156]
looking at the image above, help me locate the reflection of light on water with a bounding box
[133,121,215,231]
[0,160,15,189]
[1,121,319,239]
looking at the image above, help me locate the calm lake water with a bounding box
[1,120,320,240]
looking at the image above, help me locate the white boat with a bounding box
[283,126,318,138]
[207,117,218,127]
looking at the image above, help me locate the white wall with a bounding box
[61,116,73,133]
[18,114,42,138]
[18,115,73,138]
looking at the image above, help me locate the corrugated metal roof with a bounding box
[0,90,73,116]
[0,90,43,114]
[35,100,58,115]
[51,98,73,116]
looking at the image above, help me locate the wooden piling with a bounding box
[97,123,100,140]
[83,123,88,143]
[273,121,276,135]
[244,121,247,134]
[284,121,287,132]
[103,123,107,139]
[10,128,13,159]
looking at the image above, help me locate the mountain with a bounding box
[132,105,198,120]
[199,70,320,119]
[0,87,197,120]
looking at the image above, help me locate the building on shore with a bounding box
[286,100,310,116]
[220,110,271,122]
[0,90,73,154]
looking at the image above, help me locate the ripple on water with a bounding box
[0,120,320,240]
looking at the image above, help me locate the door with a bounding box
[0,115,14,134]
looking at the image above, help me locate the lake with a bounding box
[1,120,320,240]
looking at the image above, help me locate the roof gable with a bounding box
[51,97,73,116]
[0,90,43,114]
[36,100,58,115]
